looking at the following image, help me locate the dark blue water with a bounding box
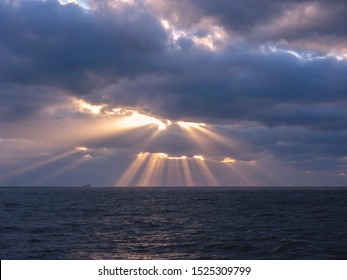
[1,187,347,259]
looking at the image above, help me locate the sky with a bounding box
[1,0,347,186]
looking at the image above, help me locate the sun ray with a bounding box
[222,161,256,186]
[181,157,194,186]
[249,161,288,186]
[167,158,176,186]
[138,128,162,151]
[162,155,188,186]
[193,125,239,151]
[176,121,239,155]
[199,126,236,148]
[38,105,170,146]
[39,118,134,145]
[29,155,91,185]
[176,121,206,129]
[0,148,78,182]
[116,152,149,186]
[136,153,162,186]
[173,158,183,186]
[115,151,226,186]
[192,155,219,186]
[150,154,167,186]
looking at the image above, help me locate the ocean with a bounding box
[1,187,346,259]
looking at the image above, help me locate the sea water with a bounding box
[1,187,346,259]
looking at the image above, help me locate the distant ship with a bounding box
[81,184,92,187]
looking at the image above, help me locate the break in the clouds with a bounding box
[0,0,347,186]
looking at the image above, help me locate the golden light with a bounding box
[193,155,205,161]
[169,157,183,185]
[222,157,236,163]
[177,121,206,129]
[48,107,169,147]
[115,152,223,186]
[181,157,194,186]
[116,152,150,186]
[137,153,163,186]
[192,155,219,186]
[75,146,89,152]
[150,153,167,185]
[167,155,187,160]
[118,111,168,130]
[40,117,140,145]
[158,153,169,159]
[177,119,242,156]
[42,98,260,186]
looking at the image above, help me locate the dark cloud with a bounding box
[99,48,347,131]
[231,125,347,158]
[0,84,70,121]
[1,0,346,130]
[257,102,347,131]
[0,0,167,92]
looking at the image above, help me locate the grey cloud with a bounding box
[0,0,167,92]
[0,85,70,122]
[98,48,347,131]
[2,0,347,130]
[257,102,347,131]
[230,125,347,164]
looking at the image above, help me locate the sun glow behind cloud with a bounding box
[177,121,206,129]
[100,112,260,186]
[117,111,168,130]
[71,99,235,186]
[110,117,284,186]
[0,94,291,186]
[222,157,236,163]
[34,98,173,145]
